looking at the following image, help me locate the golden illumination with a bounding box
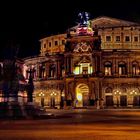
[77,93,82,101]
[50,92,57,96]
[39,92,45,97]
[74,66,80,74]
[130,90,137,95]
[73,63,93,75]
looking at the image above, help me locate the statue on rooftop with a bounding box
[77,12,93,36]
[78,12,90,26]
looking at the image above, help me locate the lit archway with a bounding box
[75,83,89,107]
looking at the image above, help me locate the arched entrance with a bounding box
[75,83,89,107]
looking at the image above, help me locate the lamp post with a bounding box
[114,90,121,107]
[59,84,64,109]
[50,91,56,108]
[60,92,65,109]
[130,90,137,107]
[39,92,45,107]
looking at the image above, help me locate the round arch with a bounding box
[75,83,89,107]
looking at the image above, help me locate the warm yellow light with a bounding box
[50,92,56,96]
[61,93,65,97]
[77,93,82,101]
[39,92,45,97]
[73,67,80,75]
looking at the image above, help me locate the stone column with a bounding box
[128,58,130,77]
[65,57,68,75]
[121,30,124,49]
[95,81,100,109]
[129,58,132,77]
[93,57,96,75]
[98,53,103,72]
[46,63,49,79]
[66,56,71,75]
[116,58,119,76]
[43,63,46,79]
[99,81,104,109]
[55,61,58,78]
[64,82,68,108]
[70,56,73,74]
[112,58,115,76]
[36,63,40,79]
[96,100,100,109]
[38,64,42,78]
[68,57,71,74]
[57,60,61,78]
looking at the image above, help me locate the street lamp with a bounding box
[59,84,64,109]
[60,92,65,109]
[50,91,56,108]
[130,90,137,95]
[39,92,45,107]
[130,90,137,107]
[114,90,121,107]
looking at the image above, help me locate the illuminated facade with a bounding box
[23,16,140,109]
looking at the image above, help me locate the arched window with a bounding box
[38,63,46,79]
[61,65,65,77]
[49,64,56,78]
[105,87,113,106]
[73,57,92,75]
[132,61,139,75]
[39,64,42,78]
[121,87,127,93]
[104,62,112,76]
[41,63,46,78]
[105,87,113,93]
[118,62,127,75]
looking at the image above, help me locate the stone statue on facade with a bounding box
[78,12,90,26]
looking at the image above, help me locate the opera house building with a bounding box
[2,16,140,109]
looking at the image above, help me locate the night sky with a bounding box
[0,0,140,58]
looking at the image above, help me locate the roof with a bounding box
[71,16,140,30]
[91,16,140,28]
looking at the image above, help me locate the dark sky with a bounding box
[0,0,140,58]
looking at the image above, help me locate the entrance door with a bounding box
[76,84,89,107]
[106,95,113,106]
[120,95,127,106]
[133,96,140,106]
[41,97,44,107]
[83,94,89,106]
[50,97,55,108]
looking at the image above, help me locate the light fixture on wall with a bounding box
[114,90,121,107]
[39,91,45,107]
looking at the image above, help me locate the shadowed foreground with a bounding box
[0,109,140,140]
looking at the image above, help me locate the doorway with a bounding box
[120,95,127,106]
[106,95,113,106]
[76,83,89,107]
